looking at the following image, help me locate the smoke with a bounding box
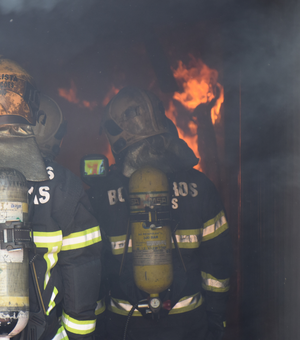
[0,0,62,14]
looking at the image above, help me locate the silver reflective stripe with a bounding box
[52,326,68,340]
[62,311,96,334]
[172,294,198,309]
[174,234,199,244]
[172,229,202,249]
[111,238,132,251]
[112,299,133,312]
[110,235,132,255]
[203,215,227,237]
[205,277,229,289]
[95,299,105,315]
[109,292,203,317]
[109,298,142,316]
[169,292,203,314]
[201,271,230,292]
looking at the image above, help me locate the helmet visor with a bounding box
[0,77,40,125]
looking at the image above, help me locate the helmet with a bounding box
[102,87,169,154]
[0,58,40,125]
[32,94,67,159]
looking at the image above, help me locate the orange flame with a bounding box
[172,57,224,125]
[58,80,79,104]
[165,57,224,171]
[165,101,201,171]
[58,80,98,110]
[102,86,120,106]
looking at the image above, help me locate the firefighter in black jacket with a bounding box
[90,87,232,340]
[0,58,102,340]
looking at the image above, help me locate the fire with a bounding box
[172,57,224,125]
[165,101,201,171]
[165,57,224,172]
[58,80,98,110]
[102,86,120,106]
[58,80,79,104]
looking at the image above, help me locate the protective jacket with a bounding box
[90,166,231,340]
[17,159,102,340]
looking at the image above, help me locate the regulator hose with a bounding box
[123,299,147,340]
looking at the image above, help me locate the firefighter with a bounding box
[90,87,232,340]
[32,93,67,161]
[0,57,102,340]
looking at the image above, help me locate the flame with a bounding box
[102,86,120,106]
[58,80,79,104]
[58,80,98,110]
[165,57,224,171]
[172,57,224,124]
[165,101,202,171]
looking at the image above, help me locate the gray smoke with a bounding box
[0,0,62,14]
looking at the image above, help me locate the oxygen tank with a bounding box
[129,166,173,312]
[0,168,31,339]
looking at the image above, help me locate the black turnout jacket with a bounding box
[90,166,232,340]
[19,160,102,340]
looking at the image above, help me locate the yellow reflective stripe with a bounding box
[62,311,96,335]
[173,229,201,249]
[108,297,142,316]
[33,231,63,247]
[33,231,62,289]
[201,272,230,292]
[52,325,68,340]
[169,292,203,315]
[109,293,203,317]
[202,211,228,242]
[109,235,132,255]
[46,286,58,315]
[62,226,101,251]
[95,298,106,315]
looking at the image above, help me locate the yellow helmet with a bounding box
[32,94,67,159]
[0,58,40,125]
[102,87,169,154]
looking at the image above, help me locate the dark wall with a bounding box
[222,2,300,339]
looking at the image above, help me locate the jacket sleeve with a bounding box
[54,172,102,340]
[199,180,233,319]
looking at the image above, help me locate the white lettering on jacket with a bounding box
[172,198,178,209]
[28,166,54,205]
[108,187,125,205]
[171,182,198,210]
[172,182,198,197]
[46,166,55,180]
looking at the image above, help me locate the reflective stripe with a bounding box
[33,231,63,245]
[109,235,132,255]
[46,286,58,315]
[109,293,203,317]
[33,231,62,289]
[108,297,142,316]
[52,325,68,340]
[201,271,230,293]
[173,229,201,249]
[95,298,106,315]
[62,311,96,335]
[62,226,101,251]
[169,292,203,314]
[202,211,228,242]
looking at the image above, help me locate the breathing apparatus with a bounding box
[0,58,47,339]
[0,168,32,339]
[129,166,173,313]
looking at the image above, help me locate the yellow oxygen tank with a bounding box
[0,168,31,339]
[129,166,173,312]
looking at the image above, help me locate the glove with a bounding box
[206,311,225,340]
